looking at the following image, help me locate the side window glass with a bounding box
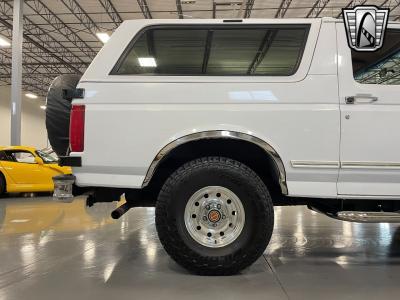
[0,151,9,161]
[352,29,400,85]
[112,25,309,76]
[8,151,36,164]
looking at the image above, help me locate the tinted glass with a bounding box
[353,29,400,85]
[6,151,36,164]
[0,151,8,161]
[113,25,309,76]
[36,150,58,163]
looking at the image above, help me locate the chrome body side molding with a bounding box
[291,160,400,170]
[341,161,400,169]
[291,160,339,169]
[142,130,288,195]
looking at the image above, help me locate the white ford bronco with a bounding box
[46,17,400,275]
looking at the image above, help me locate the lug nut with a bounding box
[206,205,210,210]
[203,216,207,221]
[217,204,221,209]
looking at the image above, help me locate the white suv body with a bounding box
[50,17,400,274]
[72,18,400,199]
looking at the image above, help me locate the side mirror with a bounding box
[35,157,44,165]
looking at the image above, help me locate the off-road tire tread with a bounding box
[155,156,273,275]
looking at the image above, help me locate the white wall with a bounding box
[0,85,48,148]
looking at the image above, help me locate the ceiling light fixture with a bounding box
[40,105,47,110]
[0,35,11,47]
[138,57,157,67]
[182,0,196,4]
[25,93,38,99]
[96,32,110,44]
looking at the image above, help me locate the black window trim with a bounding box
[110,23,311,77]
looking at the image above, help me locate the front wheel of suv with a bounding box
[155,156,274,275]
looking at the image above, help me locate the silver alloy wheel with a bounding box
[184,186,245,248]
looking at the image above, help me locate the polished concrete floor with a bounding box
[0,196,399,300]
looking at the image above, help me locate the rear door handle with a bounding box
[345,95,378,104]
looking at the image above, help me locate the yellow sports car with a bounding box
[0,146,71,195]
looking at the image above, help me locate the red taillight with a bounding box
[70,105,85,152]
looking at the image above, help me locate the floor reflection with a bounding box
[0,197,119,234]
[269,206,400,264]
[0,198,399,300]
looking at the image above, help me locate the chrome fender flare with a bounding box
[142,130,288,195]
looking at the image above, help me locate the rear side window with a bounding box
[112,25,309,76]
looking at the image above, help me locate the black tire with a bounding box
[155,156,274,275]
[0,172,6,196]
[46,74,81,156]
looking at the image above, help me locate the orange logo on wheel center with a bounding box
[208,210,221,223]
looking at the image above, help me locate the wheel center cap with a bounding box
[208,210,221,223]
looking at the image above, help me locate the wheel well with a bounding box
[144,138,285,204]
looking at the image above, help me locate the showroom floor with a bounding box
[0,196,399,300]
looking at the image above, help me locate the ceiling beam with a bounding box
[0,45,64,75]
[0,1,12,17]
[2,62,88,67]
[381,0,390,7]
[0,2,87,67]
[275,0,292,18]
[176,0,183,19]
[388,0,400,12]
[0,48,73,83]
[0,18,83,74]
[98,0,123,27]
[336,0,367,18]
[25,0,97,59]
[60,0,101,36]
[137,0,152,19]
[306,0,330,18]
[377,0,400,20]
[0,78,49,97]
[244,0,255,18]
[212,1,216,18]
[0,53,54,96]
